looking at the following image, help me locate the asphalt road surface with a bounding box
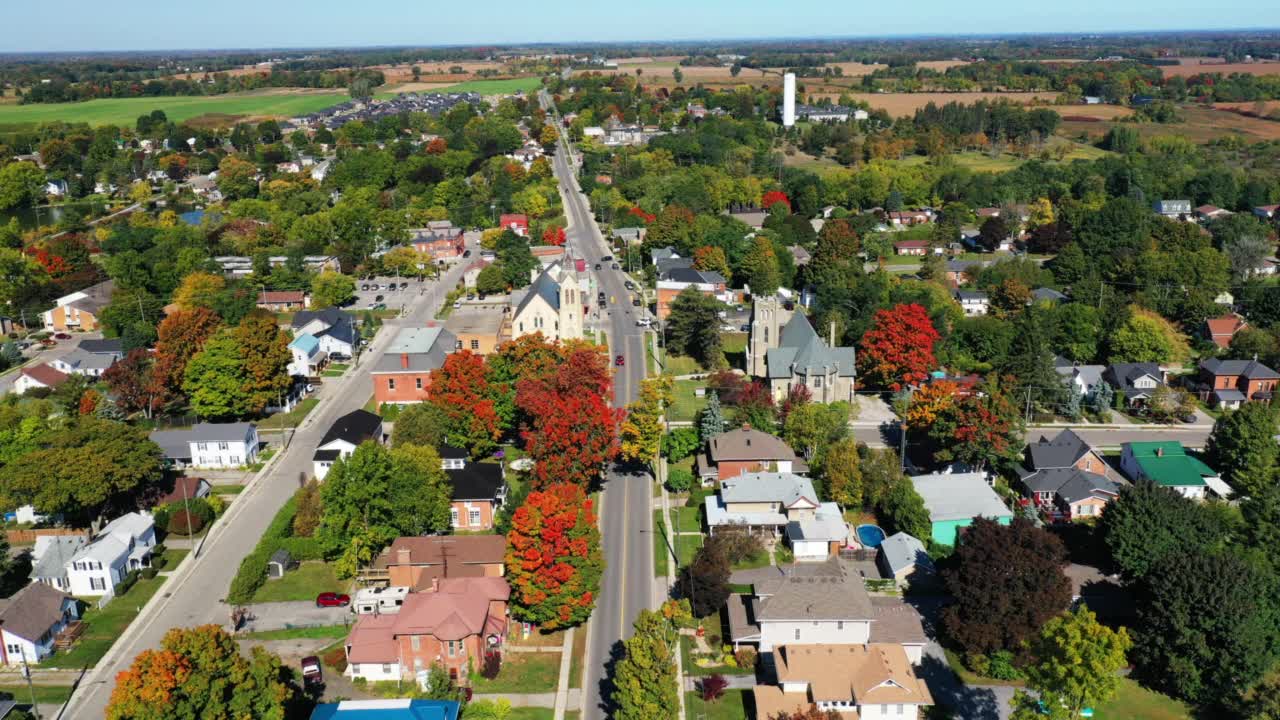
[544,91,654,720]
[66,248,473,719]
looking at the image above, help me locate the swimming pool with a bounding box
[856,524,887,548]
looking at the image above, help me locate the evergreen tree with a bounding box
[698,391,726,441]
[1206,402,1280,497]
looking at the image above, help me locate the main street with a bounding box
[66,252,473,719]
[543,91,654,719]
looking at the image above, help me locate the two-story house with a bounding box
[0,583,80,666]
[1104,362,1166,407]
[65,512,156,596]
[440,446,506,531]
[312,409,384,480]
[29,535,88,592]
[361,535,506,591]
[149,422,260,469]
[344,577,510,686]
[288,333,326,376]
[1054,357,1107,398]
[696,426,808,485]
[753,644,933,720]
[655,266,730,320]
[953,290,989,317]
[370,326,457,407]
[41,279,113,332]
[705,472,848,560]
[291,307,360,359]
[1019,430,1121,520]
[1196,357,1280,409]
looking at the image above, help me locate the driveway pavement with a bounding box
[0,331,101,395]
[239,601,353,633]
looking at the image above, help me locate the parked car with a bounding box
[302,655,323,689]
[463,249,472,258]
[375,295,384,302]
[615,354,625,367]
[361,284,369,291]
[453,301,462,309]
[611,263,620,270]
[636,318,652,328]
[329,352,351,362]
[594,263,602,270]
[601,255,613,262]
[632,297,641,307]
[315,592,350,608]
[467,294,476,300]
[400,282,409,289]
[53,332,71,340]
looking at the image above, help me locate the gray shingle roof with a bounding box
[755,562,873,621]
[513,262,567,318]
[766,313,855,380]
[720,472,818,507]
[0,582,72,642]
[29,536,87,582]
[709,428,800,463]
[1027,429,1092,470]
[910,472,1012,523]
[878,532,930,577]
[1105,363,1164,395]
[1201,358,1280,380]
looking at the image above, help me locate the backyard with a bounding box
[469,651,560,694]
[669,378,709,422]
[685,688,751,720]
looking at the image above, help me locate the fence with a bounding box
[6,527,88,545]
[96,587,115,610]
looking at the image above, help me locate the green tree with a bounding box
[1010,606,1132,720]
[316,442,397,572]
[679,536,730,617]
[1206,402,1279,497]
[0,248,46,311]
[388,444,453,536]
[475,263,508,294]
[818,437,863,508]
[183,330,253,420]
[390,402,449,448]
[215,156,258,200]
[698,391,726,441]
[1107,309,1177,364]
[1053,303,1101,363]
[665,287,723,369]
[0,162,44,210]
[233,310,291,415]
[877,478,931,541]
[740,234,780,296]
[782,401,851,460]
[613,607,682,720]
[310,271,355,309]
[1099,480,1229,582]
[496,230,537,289]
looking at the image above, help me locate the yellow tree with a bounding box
[620,376,673,467]
[172,271,226,311]
[128,180,151,205]
[382,245,427,278]
[539,124,558,146]
[903,380,959,432]
[1027,197,1055,229]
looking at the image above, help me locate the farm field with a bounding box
[1060,104,1280,144]
[432,77,543,95]
[0,89,346,128]
[839,91,1062,117]
[1160,59,1280,77]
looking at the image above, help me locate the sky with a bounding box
[4,0,1278,53]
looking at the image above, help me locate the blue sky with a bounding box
[4,0,1277,53]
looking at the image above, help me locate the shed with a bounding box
[877,532,933,581]
[267,548,294,579]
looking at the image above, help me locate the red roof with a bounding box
[1206,315,1246,348]
[499,214,529,229]
[345,577,511,663]
[20,363,69,389]
[257,290,305,304]
[894,240,929,249]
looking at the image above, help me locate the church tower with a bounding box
[748,297,789,378]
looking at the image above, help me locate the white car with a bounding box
[636,317,652,328]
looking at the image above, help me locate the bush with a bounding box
[206,494,227,516]
[278,535,324,561]
[152,543,166,556]
[322,645,347,673]
[666,468,694,493]
[141,567,158,579]
[734,648,756,668]
[966,653,990,677]
[481,651,501,680]
[167,509,206,536]
[986,650,1022,680]
[698,674,728,702]
[151,554,167,570]
[228,550,269,605]
[116,569,140,595]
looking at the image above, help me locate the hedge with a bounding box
[278,536,324,561]
[116,569,140,595]
[226,494,302,605]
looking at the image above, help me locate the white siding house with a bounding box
[65,512,156,596]
[0,583,80,666]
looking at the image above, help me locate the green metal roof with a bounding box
[1126,441,1186,458]
[1135,455,1213,488]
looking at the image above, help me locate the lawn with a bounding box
[653,511,673,578]
[0,90,347,128]
[1094,678,1191,720]
[158,547,189,569]
[662,354,704,375]
[470,650,560,694]
[673,505,702,533]
[258,398,319,430]
[322,362,350,378]
[685,689,751,720]
[241,624,351,641]
[211,483,245,494]
[0,685,73,704]
[720,332,748,354]
[675,533,704,568]
[436,77,544,95]
[251,561,341,603]
[45,575,166,668]
[731,548,772,571]
[669,378,709,422]
[568,620,587,690]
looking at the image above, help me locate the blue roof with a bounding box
[310,699,461,720]
[289,333,320,355]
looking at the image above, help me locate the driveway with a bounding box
[238,601,353,633]
[853,395,897,426]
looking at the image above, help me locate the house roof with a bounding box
[513,262,568,317]
[1055,361,1106,389]
[1021,467,1117,502]
[258,290,306,304]
[869,596,928,645]
[708,427,800,463]
[785,502,849,544]
[1105,362,1164,394]
[910,472,1012,523]
[29,535,87,582]
[318,410,382,448]
[769,644,932,708]
[765,313,856,380]
[1126,442,1216,488]
[954,290,988,301]
[55,348,116,371]
[1027,428,1093,470]
[0,582,73,643]
[660,266,725,285]
[154,476,211,506]
[376,535,506,569]
[78,338,123,355]
[291,307,353,330]
[893,239,929,248]
[1205,314,1246,337]
[20,363,69,389]
[446,462,505,501]
[1200,358,1280,380]
[65,279,114,315]
[1032,287,1068,302]
[720,472,819,508]
[270,548,292,566]
[755,560,872,621]
[878,532,930,576]
[372,327,456,374]
[391,577,510,641]
[310,699,461,720]
[290,333,321,355]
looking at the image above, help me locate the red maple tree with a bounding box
[425,137,447,154]
[628,206,656,224]
[858,303,940,390]
[761,190,792,211]
[505,483,603,629]
[427,350,502,456]
[517,348,620,489]
[542,226,566,246]
[151,307,222,410]
[104,349,159,417]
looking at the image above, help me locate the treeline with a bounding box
[19,69,386,104]
[912,101,1061,143]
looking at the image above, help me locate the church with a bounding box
[747,297,857,403]
[509,261,584,343]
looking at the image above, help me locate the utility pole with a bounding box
[19,645,40,720]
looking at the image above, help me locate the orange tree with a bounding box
[517,346,620,489]
[858,303,940,390]
[107,625,295,720]
[505,483,603,629]
[426,350,502,457]
[150,307,221,411]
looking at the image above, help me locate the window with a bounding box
[6,644,19,656]
[469,509,481,526]
[196,443,207,452]
[813,375,823,389]
[470,339,479,350]
[897,705,904,715]
[415,378,423,390]
[382,663,392,674]
[350,664,360,674]
[218,442,229,451]
[411,636,421,651]
[450,508,460,526]
[837,621,844,630]
[447,640,458,657]
[794,628,801,640]
[90,577,105,591]
[388,378,396,390]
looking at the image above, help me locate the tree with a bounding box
[941,517,1072,655]
[665,287,723,369]
[390,402,449,448]
[818,437,862,508]
[1144,385,1197,425]
[506,483,602,629]
[183,329,253,419]
[152,308,222,411]
[693,246,731,282]
[782,401,851,460]
[172,271,226,311]
[475,264,508,294]
[1010,606,1131,720]
[699,391,726,441]
[1099,480,1229,582]
[233,310,291,414]
[661,427,700,463]
[613,605,683,720]
[680,535,731,617]
[519,357,621,489]
[103,349,161,417]
[0,162,44,210]
[310,271,355,309]
[427,350,502,456]
[316,442,396,566]
[293,480,322,537]
[876,478,931,541]
[496,230,538,289]
[1206,402,1279,497]
[740,235,780,296]
[978,215,1012,252]
[388,444,453,536]
[1107,307,1183,364]
[932,375,1025,471]
[0,248,46,311]
[859,303,940,390]
[621,376,673,465]
[216,156,258,200]
[1133,549,1280,706]
[106,625,295,720]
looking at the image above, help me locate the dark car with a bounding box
[598,298,607,308]
[632,297,641,307]
[463,249,472,258]
[601,255,613,262]
[400,282,409,289]
[615,354,625,367]
[611,263,620,270]
[315,592,350,608]
[594,263,602,270]
[361,284,369,291]
[624,281,635,290]
[53,332,71,340]
[329,352,351,362]
[301,655,323,689]
[1180,412,1197,424]
[375,295,384,302]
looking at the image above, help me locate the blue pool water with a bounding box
[856,524,887,548]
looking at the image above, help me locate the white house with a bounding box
[65,512,156,596]
[12,364,70,395]
[0,583,80,666]
[50,348,117,377]
[149,422,259,469]
[953,290,989,317]
[289,333,325,376]
[291,308,359,358]
[313,409,384,480]
[705,472,848,561]
[29,535,87,591]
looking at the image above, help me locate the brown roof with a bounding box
[755,562,873,621]
[67,279,114,316]
[0,582,72,642]
[154,476,210,506]
[773,643,933,707]
[20,363,69,389]
[709,427,800,463]
[1206,314,1246,337]
[393,577,510,641]
[257,290,306,304]
[869,597,927,645]
[345,613,399,664]
[375,535,506,570]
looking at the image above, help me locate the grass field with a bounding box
[1094,679,1192,719]
[469,651,560,694]
[251,561,341,603]
[670,378,709,422]
[685,689,751,720]
[241,624,350,641]
[0,684,73,705]
[0,89,347,128]
[402,77,542,96]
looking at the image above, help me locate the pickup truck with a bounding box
[302,655,323,689]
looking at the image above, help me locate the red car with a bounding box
[615,354,625,367]
[315,592,350,608]
[53,332,71,340]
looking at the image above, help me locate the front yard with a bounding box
[258,397,319,430]
[46,575,166,668]
[669,378,709,422]
[685,688,751,720]
[469,650,560,694]
[251,561,342,603]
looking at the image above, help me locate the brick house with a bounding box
[362,535,507,590]
[893,239,929,256]
[1203,314,1247,350]
[256,290,308,312]
[498,214,529,237]
[1197,358,1280,409]
[695,426,808,484]
[655,267,728,321]
[441,446,506,531]
[344,577,510,686]
[370,326,456,407]
[411,225,466,261]
[1019,429,1121,520]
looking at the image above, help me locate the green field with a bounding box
[0,90,348,128]
[436,77,543,95]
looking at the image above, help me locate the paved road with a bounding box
[0,332,100,396]
[544,91,653,720]
[65,248,472,719]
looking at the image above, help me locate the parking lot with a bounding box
[352,276,429,312]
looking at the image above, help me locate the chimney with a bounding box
[400,353,409,369]
[1155,447,1164,457]
[830,321,836,348]
[431,577,440,593]
[397,547,411,565]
